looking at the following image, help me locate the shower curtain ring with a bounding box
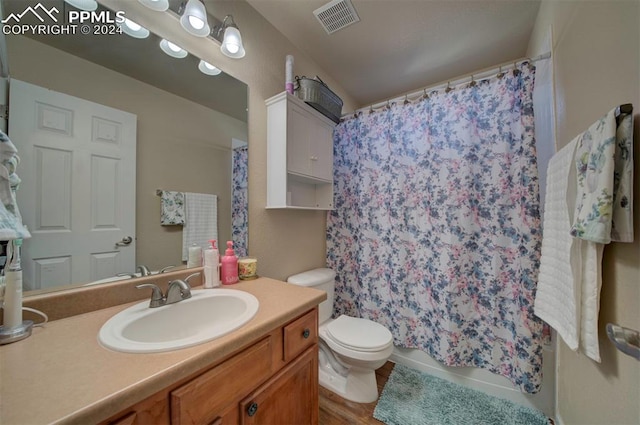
[469,75,477,87]
[445,82,453,93]
[513,61,521,76]
[404,95,410,105]
[497,65,504,79]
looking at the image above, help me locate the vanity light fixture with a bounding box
[180,0,211,37]
[138,0,169,12]
[159,39,188,58]
[198,60,222,76]
[63,0,98,11]
[120,18,150,39]
[212,15,246,59]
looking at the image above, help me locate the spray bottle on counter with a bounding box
[203,239,220,288]
[220,241,238,285]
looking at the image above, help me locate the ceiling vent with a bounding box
[313,0,360,35]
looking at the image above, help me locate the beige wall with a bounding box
[100,0,358,281]
[7,35,247,275]
[528,1,640,424]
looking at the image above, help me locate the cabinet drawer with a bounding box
[171,337,273,425]
[283,309,317,362]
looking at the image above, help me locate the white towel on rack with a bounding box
[534,138,581,351]
[535,107,634,362]
[182,193,218,261]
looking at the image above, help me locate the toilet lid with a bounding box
[326,315,393,351]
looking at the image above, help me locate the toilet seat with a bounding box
[325,315,393,352]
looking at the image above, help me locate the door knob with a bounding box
[115,236,133,246]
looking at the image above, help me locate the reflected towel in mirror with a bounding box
[160,190,186,225]
[182,193,218,261]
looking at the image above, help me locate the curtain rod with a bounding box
[344,51,552,117]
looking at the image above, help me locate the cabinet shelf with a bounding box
[266,92,336,210]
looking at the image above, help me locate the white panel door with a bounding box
[9,79,136,290]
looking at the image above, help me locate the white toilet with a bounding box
[287,268,394,403]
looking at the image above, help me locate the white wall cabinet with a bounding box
[266,92,336,210]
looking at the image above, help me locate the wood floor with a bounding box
[319,361,395,425]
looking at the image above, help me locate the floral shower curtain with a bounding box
[231,146,248,257]
[327,63,544,393]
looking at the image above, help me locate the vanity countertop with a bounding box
[0,277,326,425]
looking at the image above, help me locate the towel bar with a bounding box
[615,103,633,125]
[606,323,640,360]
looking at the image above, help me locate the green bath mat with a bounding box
[373,364,549,425]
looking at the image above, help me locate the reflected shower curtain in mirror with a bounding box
[327,63,544,393]
[232,146,248,257]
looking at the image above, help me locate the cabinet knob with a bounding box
[303,328,310,339]
[247,402,259,417]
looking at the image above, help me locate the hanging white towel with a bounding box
[182,193,218,261]
[534,139,581,350]
[571,108,633,361]
[160,191,185,225]
[535,106,634,362]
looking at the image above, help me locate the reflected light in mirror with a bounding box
[138,0,169,12]
[121,19,150,39]
[64,0,97,11]
[198,60,222,76]
[160,39,188,58]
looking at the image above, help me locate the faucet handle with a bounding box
[184,272,201,284]
[136,283,164,308]
[159,265,176,273]
[166,279,192,304]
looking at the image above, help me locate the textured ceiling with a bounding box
[247,0,541,108]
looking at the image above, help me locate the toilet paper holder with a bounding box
[606,323,640,360]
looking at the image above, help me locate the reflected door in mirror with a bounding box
[10,79,137,291]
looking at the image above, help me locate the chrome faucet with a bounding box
[136,273,201,308]
[136,265,152,276]
[165,279,192,304]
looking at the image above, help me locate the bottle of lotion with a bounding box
[221,241,238,285]
[203,239,220,288]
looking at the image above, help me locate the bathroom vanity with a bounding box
[0,277,325,424]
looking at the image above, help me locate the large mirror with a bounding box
[0,0,249,294]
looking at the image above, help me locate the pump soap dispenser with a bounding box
[221,241,238,285]
[203,239,220,288]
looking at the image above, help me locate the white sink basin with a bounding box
[98,289,259,353]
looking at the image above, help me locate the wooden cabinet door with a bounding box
[240,347,318,425]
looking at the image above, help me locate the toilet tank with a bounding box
[287,268,336,323]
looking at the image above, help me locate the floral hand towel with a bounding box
[570,108,634,243]
[160,190,185,225]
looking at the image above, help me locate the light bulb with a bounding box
[159,39,188,58]
[188,15,205,30]
[125,19,141,31]
[221,26,245,59]
[198,60,222,76]
[179,0,210,37]
[120,18,149,39]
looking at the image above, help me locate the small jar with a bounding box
[238,257,258,280]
